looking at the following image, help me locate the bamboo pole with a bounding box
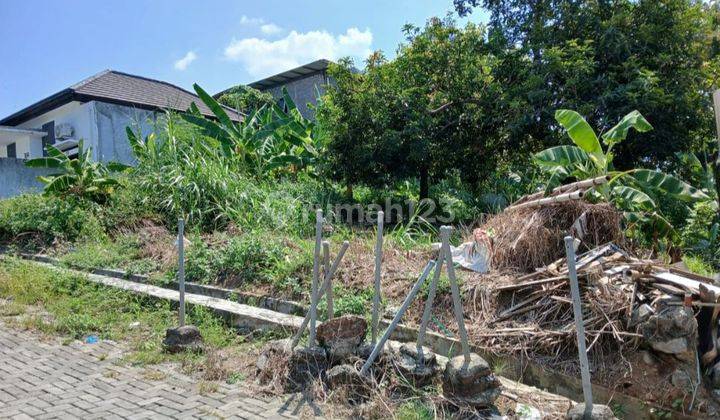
[509,190,585,211]
[371,211,384,345]
[510,175,609,208]
[308,209,323,347]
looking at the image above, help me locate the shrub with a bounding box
[680,201,720,270]
[183,233,284,287]
[0,194,105,244]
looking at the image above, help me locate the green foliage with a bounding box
[216,84,274,113]
[455,0,720,171]
[395,400,434,420]
[127,112,332,231]
[182,234,284,286]
[0,257,237,348]
[535,109,707,236]
[680,201,720,270]
[25,140,129,203]
[319,19,511,199]
[0,194,105,244]
[182,84,326,177]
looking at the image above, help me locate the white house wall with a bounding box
[15,100,156,164]
[17,101,97,157]
[92,102,156,165]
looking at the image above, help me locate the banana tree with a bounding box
[25,140,129,203]
[180,84,324,177]
[534,109,708,233]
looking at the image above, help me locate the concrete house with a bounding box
[219,59,331,120]
[0,70,242,198]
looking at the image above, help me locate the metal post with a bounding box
[371,211,384,345]
[441,226,471,367]
[416,255,444,365]
[564,236,593,417]
[309,209,323,347]
[177,218,185,327]
[291,241,349,349]
[322,241,333,319]
[360,261,435,376]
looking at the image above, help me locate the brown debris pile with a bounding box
[455,242,720,412]
[482,201,623,272]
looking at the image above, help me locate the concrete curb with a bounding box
[0,251,690,419]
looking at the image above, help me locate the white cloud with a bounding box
[224,27,373,77]
[240,15,264,25]
[174,51,197,71]
[261,23,283,35]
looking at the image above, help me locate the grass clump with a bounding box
[0,194,105,246]
[0,257,239,361]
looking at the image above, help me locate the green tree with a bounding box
[319,18,509,199]
[536,109,708,235]
[216,84,274,114]
[454,0,720,171]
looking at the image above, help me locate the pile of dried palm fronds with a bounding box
[482,201,623,272]
[460,242,719,379]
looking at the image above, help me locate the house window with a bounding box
[7,143,16,158]
[41,121,55,156]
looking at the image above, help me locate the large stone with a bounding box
[316,315,367,363]
[566,403,617,420]
[638,306,697,361]
[394,344,439,387]
[286,346,328,391]
[162,325,203,353]
[442,353,502,407]
[256,339,291,372]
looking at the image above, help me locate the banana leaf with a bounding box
[632,169,708,202]
[611,185,655,211]
[534,145,590,168]
[554,109,606,169]
[601,110,652,148]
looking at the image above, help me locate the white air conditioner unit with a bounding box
[55,123,74,140]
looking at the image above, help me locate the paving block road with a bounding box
[0,324,315,419]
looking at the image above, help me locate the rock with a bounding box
[639,350,656,366]
[383,305,400,320]
[325,364,368,402]
[630,304,654,326]
[316,315,367,363]
[638,306,697,361]
[256,339,291,372]
[710,362,720,389]
[128,321,141,329]
[670,369,693,390]
[394,344,439,387]
[442,353,502,407]
[162,325,203,353]
[286,346,328,391]
[566,403,617,420]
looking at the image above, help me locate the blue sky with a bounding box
[0,1,487,119]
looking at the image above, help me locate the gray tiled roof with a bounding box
[1,70,242,126]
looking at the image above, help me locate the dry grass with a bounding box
[482,201,623,272]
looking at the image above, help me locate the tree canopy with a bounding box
[216,84,275,114]
[320,1,720,198]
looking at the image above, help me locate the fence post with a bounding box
[177,218,185,327]
[440,225,471,368]
[564,236,593,417]
[417,255,443,365]
[309,209,323,347]
[322,241,332,319]
[291,241,349,349]
[360,261,435,376]
[371,211,384,345]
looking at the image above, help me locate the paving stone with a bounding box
[0,323,315,419]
